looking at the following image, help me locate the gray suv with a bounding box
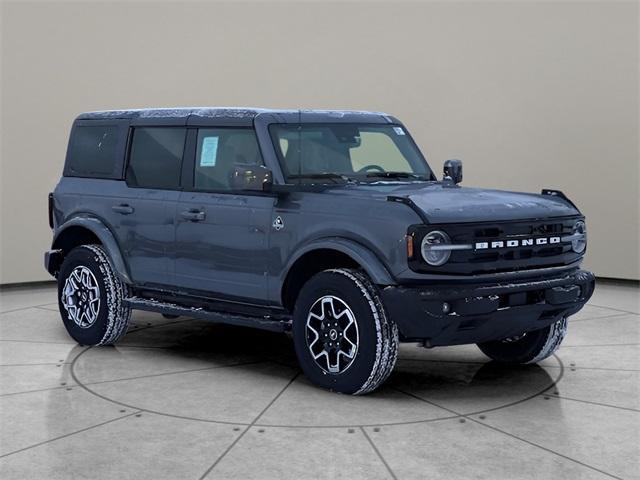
[45,108,594,394]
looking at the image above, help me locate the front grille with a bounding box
[409,216,583,275]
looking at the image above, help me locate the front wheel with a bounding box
[292,268,398,395]
[477,317,568,364]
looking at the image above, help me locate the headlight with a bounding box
[572,221,587,253]
[421,230,452,266]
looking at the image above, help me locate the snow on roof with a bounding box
[77,107,390,120]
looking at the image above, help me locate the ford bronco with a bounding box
[45,108,595,394]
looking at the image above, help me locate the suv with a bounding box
[45,108,594,394]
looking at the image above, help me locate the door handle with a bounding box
[180,209,206,222]
[112,204,134,215]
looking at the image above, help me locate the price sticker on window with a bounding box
[200,136,219,166]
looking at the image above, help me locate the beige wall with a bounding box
[1,0,638,284]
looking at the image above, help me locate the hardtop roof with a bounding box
[76,107,394,122]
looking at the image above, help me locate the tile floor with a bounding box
[0,280,638,479]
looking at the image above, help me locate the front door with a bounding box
[174,127,274,302]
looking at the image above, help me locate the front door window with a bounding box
[194,128,263,191]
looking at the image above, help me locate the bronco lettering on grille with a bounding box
[475,236,561,250]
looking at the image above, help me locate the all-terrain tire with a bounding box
[292,268,398,395]
[477,317,567,364]
[57,244,131,346]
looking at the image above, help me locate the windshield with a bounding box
[270,124,433,183]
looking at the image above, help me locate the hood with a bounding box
[394,184,579,223]
[339,182,580,223]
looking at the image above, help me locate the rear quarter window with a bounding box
[64,121,128,179]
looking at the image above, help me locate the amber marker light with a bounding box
[406,234,414,259]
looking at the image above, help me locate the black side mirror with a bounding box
[230,164,273,191]
[443,159,463,185]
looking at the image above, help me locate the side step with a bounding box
[125,297,290,333]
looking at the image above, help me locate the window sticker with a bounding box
[393,127,405,135]
[200,136,219,166]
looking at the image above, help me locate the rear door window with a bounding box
[126,127,187,189]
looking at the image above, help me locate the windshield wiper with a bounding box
[364,171,428,180]
[288,173,354,184]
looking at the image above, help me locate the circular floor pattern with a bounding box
[70,315,563,428]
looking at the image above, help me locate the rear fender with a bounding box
[51,215,132,284]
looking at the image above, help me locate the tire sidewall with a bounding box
[57,246,112,345]
[292,270,383,394]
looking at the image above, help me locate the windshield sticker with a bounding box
[200,136,219,166]
[393,127,405,135]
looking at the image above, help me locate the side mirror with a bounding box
[230,164,273,191]
[443,159,463,185]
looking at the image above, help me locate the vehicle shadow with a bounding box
[66,315,559,408]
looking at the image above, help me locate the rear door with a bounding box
[114,126,187,286]
[174,126,274,302]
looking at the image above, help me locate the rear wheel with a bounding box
[58,244,131,346]
[477,317,567,364]
[292,268,398,394]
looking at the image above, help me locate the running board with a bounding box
[125,297,289,333]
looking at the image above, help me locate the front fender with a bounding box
[284,237,396,286]
[52,215,132,284]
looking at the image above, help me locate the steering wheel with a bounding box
[357,164,385,173]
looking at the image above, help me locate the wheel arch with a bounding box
[280,238,396,312]
[51,215,132,284]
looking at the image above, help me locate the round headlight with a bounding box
[572,221,587,253]
[421,230,452,266]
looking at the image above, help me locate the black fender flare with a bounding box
[52,215,132,284]
[283,237,396,286]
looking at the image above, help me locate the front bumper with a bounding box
[381,269,595,346]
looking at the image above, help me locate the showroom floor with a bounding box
[0,280,637,480]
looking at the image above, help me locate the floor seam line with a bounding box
[0,361,270,398]
[0,339,76,345]
[0,338,77,346]
[0,410,142,459]
[397,360,639,372]
[393,358,621,478]
[196,371,300,480]
[70,352,257,425]
[76,360,268,387]
[395,388,624,480]
[569,313,630,322]
[587,303,639,316]
[0,303,59,315]
[360,427,398,480]
[392,349,564,418]
[544,393,640,412]
[393,388,463,416]
[469,418,625,480]
[587,303,640,315]
[196,429,250,480]
[68,347,300,427]
[0,362,70,367]
[539,365,640,372]
[33,306,59,312]
[0,384,78,398]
